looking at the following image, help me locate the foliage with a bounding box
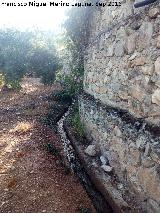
[0,74,4,86]
[71,109,85,138]
[0,28,59,86]
[64,3,92,70]
[28,45,60,85]
[63,66,84,95]
[59,2,93,96]
[7,80,21,90]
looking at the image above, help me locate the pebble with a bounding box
[84,145,97,157]
[101,165,113,173]
[100,156,108,165]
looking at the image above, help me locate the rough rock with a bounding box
[130,147,141,166]
[84,145,97,157]
[137,168,160,202]
[141,65,154,75]
[113,126,122,137]
[125,34,136,54]
[129,52,138,61]
[148,8,159,19]
[150,151,159,163]
[101,165,113,173]
[142,157,155,168]
[106,45,114,57]
[138,22,153,49]
[157,35,160,48]
[130,86,145,102]
[152,89,160,106]
[155,57,160,74]
[144,142,151,157]
[100,156,108,165]
[136,136,147,151]
[131,57,146,67]
[81,2,160,211]
[147,198,160,213]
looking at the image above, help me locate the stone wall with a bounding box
[80,1,160,212]
[80,93,160,212]
[84,0,160,125]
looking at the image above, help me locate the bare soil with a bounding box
[0,78,96,213]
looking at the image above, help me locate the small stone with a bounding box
[117,183,124,190]
[84,145,97,157]
[113,126,122,137]
[125,34,136,54]
[141,65,154,75]
[114,41,124,57]
[130,147,141,166]
[148,8,159,19]
[157,35,160,48]
[155,57,160,74]
[137,168,160,201]
[100,156,108,165]
[144,142,151,157]
[101,165,113,173]
[106,45,114,57]
[98,86,107,94]
[152,89,160,106]
[136,136,147,151]
[147,199,160,213]
[150,151,159,163]
[130,86,145,102]
[142,157,155,168]
[129,52,138,61]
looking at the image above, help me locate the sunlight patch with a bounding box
[9,121,33,134]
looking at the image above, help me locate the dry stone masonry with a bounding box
[80,1,160,212]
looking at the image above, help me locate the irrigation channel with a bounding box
[56,103,113,213]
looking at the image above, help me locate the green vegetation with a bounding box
[7,80,22,90]
[0,29,60,87]
[71,108,85,138]
[62,66,84,96]
[0,74,4,86]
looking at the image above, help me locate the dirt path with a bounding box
[0,79,96,213]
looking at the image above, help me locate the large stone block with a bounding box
[155,57,160,75]
[141,65,154,75]
[152,89,160,106]
[129,147,141,167]
[137,167,160,202]
[137,22,153,50]
[125,34,136,54]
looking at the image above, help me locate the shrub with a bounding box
[7,80,21,90]
[0,74,4,86]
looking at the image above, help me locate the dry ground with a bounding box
[0,78,95,213]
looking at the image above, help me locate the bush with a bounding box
[7,80,21,90]
[0,74,4,86]
[0,28,60,86]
